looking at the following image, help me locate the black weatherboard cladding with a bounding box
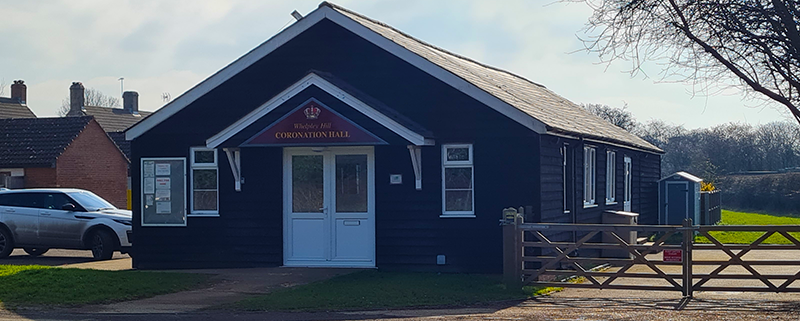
[132,19,540,272]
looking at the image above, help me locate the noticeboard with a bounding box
[141,158,186,227]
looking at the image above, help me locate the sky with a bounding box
[0,0,791,129]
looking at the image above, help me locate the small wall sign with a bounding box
[390,174,402,185]
[663,249,682,262]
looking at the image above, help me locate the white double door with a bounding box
[283,147,375,267]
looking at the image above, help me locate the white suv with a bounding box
[0,188,132,260]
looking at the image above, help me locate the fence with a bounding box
[700,190,721,225]
[502,211,800,298]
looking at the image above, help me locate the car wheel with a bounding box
[0,228,13,258]
[91,230,115,260]
[23,247,49,257]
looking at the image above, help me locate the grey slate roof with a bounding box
[79,106,152,132]
[0,116,93,167]
[0,97,36,119]
[324,2,662,153]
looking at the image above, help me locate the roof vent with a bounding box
[291,10,303,21]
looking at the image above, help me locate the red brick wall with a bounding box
[56,120,128,208]
[24,167,57,188]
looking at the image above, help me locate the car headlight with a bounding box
[113,219,132,226]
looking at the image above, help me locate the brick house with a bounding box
[0,116,129,208]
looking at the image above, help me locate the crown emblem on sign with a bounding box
[304,105,321,120]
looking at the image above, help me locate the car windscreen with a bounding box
[67,191,117,211]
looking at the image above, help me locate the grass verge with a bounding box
[235,270,550,311]
[0,265,210,307]
[695,210,800,244]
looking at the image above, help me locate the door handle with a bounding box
[319,207,328,216]
[40,212,51,216]
[3,208,14,213]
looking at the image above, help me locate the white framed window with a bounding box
[606,150,616,204]
[583,146,596,207]
[442,144,474,217]
[190,147,218,216]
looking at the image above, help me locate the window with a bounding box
[442,144,474,217]
[561,144,572,213]
[606,150,616,204]
[583,146,596,207]
[190,148,218,216]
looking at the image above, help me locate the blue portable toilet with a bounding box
[658,172,702,225]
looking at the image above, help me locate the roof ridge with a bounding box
[321,1,547,89]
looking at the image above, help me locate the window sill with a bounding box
[440,214,476,218]
[583,204,598,209]
[606,201,618,205]
[187,213,219,217]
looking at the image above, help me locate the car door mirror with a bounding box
[61,203,77,211]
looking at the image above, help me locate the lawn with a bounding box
[0,265,209,307]
[236,270,550,311]
[695,209,800,244]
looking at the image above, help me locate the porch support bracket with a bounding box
[408,145,422,190]
[223,148,242,191]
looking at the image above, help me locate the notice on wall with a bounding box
[156,201,171,214]
[156,177,171,189]
[144,178,155,194]
[156,163,171,176]
[145,194,154,206]
[142,158,186,226]
[143,161,155,178]
[155,189,170,201]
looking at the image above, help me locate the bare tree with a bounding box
[58,88,120,116]
[576,0,800,124]
[582,103,637,131]
[0,79,6,97]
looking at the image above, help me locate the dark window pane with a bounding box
[193,169,217,189]
[193,191,217,211]
[292,155,324,213]
[446,147,470,162]
[336,155,368,212]
[194,150,215,164]
[444,167,472,189]
[445,191,472,212]
[44,193,73,210]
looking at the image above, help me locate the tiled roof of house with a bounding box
[0,116,93,167]
[323,2,661,153]
[106,131,131,161]
[0,97,36,119]
[81,106,152,132]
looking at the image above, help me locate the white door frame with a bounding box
[623,156,632,212]
[282,146,376,267]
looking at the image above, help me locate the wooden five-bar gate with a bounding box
[502,209,800,298]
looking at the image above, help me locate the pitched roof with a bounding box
[0,97,36,119]
[323,3,660,152]
[0,116,93,167]
[81,106,152,132]
[127,2,662,153]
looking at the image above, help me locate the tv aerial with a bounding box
[162,92,171,102]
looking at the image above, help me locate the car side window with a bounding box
[0,194,10,206]
[44,193,74,210]
[7,193,44,209]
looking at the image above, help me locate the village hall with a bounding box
[125,2,662,272]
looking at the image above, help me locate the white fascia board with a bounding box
[127,5,547,141]
[124,9,327,141]
[323,9,547,134]
[205,73,432,148]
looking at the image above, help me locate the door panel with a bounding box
[623,157,632,212]
[38,193,85,248]
[666,183,688,224]
[0,193,42,245]
[284,147,375,267]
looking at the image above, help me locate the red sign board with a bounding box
[663,249,682,262]
[243,99,385,146]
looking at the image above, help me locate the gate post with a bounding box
[502,208,522,289]
[682,218,694,297]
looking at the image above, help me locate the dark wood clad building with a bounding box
[125,2,662,272]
